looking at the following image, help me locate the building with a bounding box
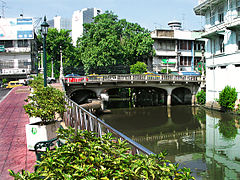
[72,8,102,46]
[151,21,205,74]
[0,17,37,81]
[48,16,72,32]
[194,0,240,103]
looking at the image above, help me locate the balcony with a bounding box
[194,0,221,16]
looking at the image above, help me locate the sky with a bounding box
[4,0,204,31]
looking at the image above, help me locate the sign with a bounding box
[0,45,4,52]
[0,18,33,40]
[162,59,176,65]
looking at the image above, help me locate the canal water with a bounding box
[100,105,240,180]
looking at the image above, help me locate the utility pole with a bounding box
[0,0,6,18]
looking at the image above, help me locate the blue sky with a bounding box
[5,0,203,30]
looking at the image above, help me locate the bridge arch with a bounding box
[70,89,97,104]
[171,87,192,105]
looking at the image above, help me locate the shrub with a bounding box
[196,90,206,105]
[160,68,172,74]
[24,86,67,124]
[130,61,147,74]
[219,86,238,111]
[9,127,195,179]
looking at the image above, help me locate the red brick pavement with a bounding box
[0,86,35,179]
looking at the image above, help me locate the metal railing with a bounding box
[64,74,201,84]
[63,95,154,155]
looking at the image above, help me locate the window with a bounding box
[237,31,240,50]
[218,5,224,23]
[0,40,13,48]
[210,9,215,25]
[18,40,29,47]
[237,0,240,16]
[179,40,188,50]
[219,36,224,53]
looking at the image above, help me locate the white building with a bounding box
[151,21,205,74]
[48,16,72,32]
[0,17,37,80]
[194,0,240,103]
[72,8,102,46]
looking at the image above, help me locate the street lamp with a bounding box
[201,44,205,78]
[59,46,64,80]
[41,16,49,87]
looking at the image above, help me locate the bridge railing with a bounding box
[63,94,154,155]
[64,74,201,83]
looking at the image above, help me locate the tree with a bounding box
[130,61,147,74]
[218,85,237,111]
[196,90,206,105]
[37,28,78,78]
[77,11,155,73]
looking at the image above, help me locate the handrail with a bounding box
[64,74,202,84]
[62,92,154,155]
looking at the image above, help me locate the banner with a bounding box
[0,18,33,40]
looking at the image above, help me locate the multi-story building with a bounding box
[72,8,102,46]
[48,16,72,32]
[151,21,205,74]
[194,0,240,103]
[0,17,37,81]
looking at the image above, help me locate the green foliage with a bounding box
[10,127,195,179]
[24,77,67,124]
[130,61,147,74]
[160,69,172,74]
[219,86,238,111]
[196,90,206,105]
[28,75,44,90]
[2,78,7,84]
[218,119,238,139]
[37,28,77,78]
[77,11,155,73]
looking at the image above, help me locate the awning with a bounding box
[201,30,225,39]
[179,71,201,76]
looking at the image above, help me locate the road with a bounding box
[0,88,11,102]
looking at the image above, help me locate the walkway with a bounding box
[0,86,35,179]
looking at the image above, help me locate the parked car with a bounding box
[6,81,23,88]
[65,74,81,77]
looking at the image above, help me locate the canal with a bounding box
[100,105,240,180]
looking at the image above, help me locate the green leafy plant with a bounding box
[196,90,206,105]
[24,85,67,124]
[130,61,147,74]
[218,85,237,111]
[160,68,172,74]
[9,127,195,179]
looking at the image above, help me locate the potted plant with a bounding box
[24,85,67,150]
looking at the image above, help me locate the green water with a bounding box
[100,106,240,180]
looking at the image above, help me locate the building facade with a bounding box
[72,8,102,46]
[48,16,72,32]
[194,0,240,103]
[0,17,37,81]
[151,21,205,74]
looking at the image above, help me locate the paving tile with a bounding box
[0,86,35,178]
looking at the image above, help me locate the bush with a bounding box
[130,61,147,74]
[196,90,206,105]
[219,86,238,111]
[9,127,195,179]
[160,68,171,74]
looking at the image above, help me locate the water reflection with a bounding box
[100,106,240,179]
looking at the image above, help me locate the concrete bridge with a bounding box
[63,74,204,106]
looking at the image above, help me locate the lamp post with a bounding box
[59,46,64,80]
[201,45,205,78]
[166,59,169,75]
[41,16,49,87]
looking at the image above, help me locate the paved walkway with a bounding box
[0,86,35,179]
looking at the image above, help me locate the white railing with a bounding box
[64,74,201,84]
[63,95,154,155]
